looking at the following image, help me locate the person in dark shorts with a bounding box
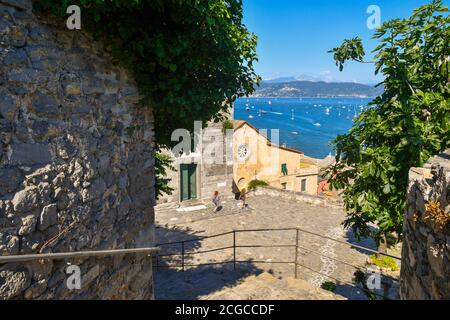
[212,191,221,212]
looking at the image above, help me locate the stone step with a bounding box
[155,202,180,211]
[201,272,346,300]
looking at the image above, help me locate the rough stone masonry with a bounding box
[400,149,450,299]
[0,0,156,299]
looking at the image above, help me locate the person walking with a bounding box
[212,191,221,212]
[239,188,247,209]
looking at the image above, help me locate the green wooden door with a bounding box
[180,164,197,201]
[189,164,197,199]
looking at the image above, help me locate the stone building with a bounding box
[233,120,319,195]
[400,149,450,299]
[157,116,234,206]
[0,0,156,299]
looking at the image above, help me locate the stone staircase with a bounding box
[201,272,346,300]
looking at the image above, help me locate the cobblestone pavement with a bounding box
[203,272,346,300]
[154,195,400,300]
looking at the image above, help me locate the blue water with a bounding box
[234,97,373,158]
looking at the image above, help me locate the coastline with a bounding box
[234,97,370,158]
[246,96,378,99]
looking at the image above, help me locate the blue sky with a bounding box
[243,0,448,84]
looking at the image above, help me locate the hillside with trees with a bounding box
[253,80,384,98]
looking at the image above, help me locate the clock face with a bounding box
[237,143,250,161]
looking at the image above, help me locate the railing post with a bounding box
[294,228,299,279]
[233,230,236,271]
[383,282,390,300]
[181,242,185,272]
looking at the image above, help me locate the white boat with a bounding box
[291,131,298,135]
[314,123,321,127]
[249,115,254,119]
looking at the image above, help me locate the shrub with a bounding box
[321,281,337,292]
[368,255,398,271]
[246,179,269,192]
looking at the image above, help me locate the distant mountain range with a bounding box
[263,75,324,83]
[253,80,384,98]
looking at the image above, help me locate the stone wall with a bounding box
[252,186,343,209]
[0,0,156,299]
[157,116,234,205]
[400,149,450,299]
[199,120,234,203]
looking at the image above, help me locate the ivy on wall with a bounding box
[35,0,260,147]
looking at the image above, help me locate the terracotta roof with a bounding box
[234,120,304,155]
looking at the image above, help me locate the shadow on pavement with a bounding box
[154,262,263,300]
[154,225,264,300]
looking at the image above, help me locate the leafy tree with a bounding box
[155,152,176,198]
[36,0,260,198]
[36,0,259,146]
[326,0,449,246]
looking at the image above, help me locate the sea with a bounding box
[234,97,374,159]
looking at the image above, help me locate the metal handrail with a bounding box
[156,227,401,260]
[157,246,234,258]
[291,227,401,260]
[155,227,401,299]
[0,247,160,264]
[157,230,235,246]
[296,244,399,283]
[234,227,401,260]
